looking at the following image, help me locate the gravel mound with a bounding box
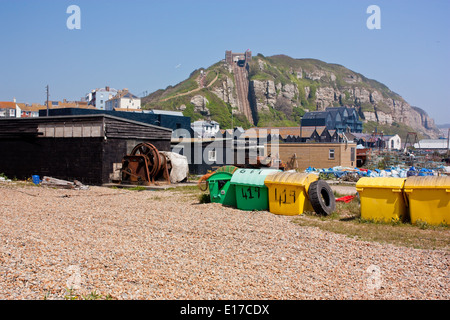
[0,184,448,300]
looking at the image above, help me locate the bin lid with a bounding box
[207,171,234,181]
[356,177,406,189]
[404,176,450,189]
[230,168,280,187]
[264,171,318,187]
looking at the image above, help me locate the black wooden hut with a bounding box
[0,114,172,185]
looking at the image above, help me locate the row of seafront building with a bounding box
[0,87,142,119]
[1,92,446,180]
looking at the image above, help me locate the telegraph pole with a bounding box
[46,85,49,116]
[447,128,449,157]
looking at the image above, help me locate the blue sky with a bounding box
[0,0,449,124]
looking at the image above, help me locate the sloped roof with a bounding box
[0,102,17,109]
[244,127,301,139]
[110,90,140,100]
[243,126,330,139]
[19,104,45,112]
[302,111,329,119]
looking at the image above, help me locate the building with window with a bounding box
[18,104,44,118]
[86,87,119,110]
[191,120,220,138]
[384,134,401,151]
[301,106,363,133]
[265,142,358,171]
[0,101,21,118]
[105,89,141,111]
[353,133,401,151]
[0,114,172,185]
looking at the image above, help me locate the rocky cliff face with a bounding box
[142,54,440,138]
[211,76,237,109]
[248,79,438,138]
[244,55,440,138]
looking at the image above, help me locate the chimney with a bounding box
[106,86,110,91]
[13,97,16,103]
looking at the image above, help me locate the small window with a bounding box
[351,147,355,161]
[329,149,335,160]
[208,150,216,162]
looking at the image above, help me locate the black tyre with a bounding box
[308,180,336,216]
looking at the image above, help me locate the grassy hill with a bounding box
[141,53,434,137]
[142,63,252,129]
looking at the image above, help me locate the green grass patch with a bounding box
[125,186,147,191]
[61,288,114,300]
[292,194,449,250]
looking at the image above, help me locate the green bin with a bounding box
[230,168,280,211]
[207,170,237,206]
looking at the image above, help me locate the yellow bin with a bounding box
[264,172,318,216]
[356,177,407,223]
[404,176,450,226]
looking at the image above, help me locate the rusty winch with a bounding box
[121,142,171,185]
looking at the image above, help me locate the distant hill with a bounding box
[142,53,441,139]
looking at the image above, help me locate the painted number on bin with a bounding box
[241,187,261,200]
[274,188,296,205]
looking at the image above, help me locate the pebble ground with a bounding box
[0,184,448,300]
